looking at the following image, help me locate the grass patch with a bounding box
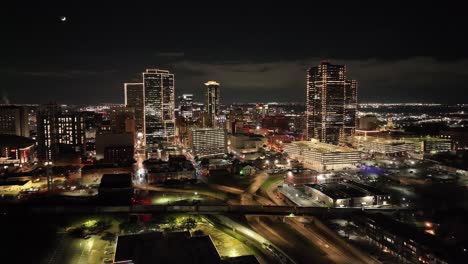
[208,174,254,189]
[260,175,284,192]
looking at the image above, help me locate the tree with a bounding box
[182,217,197,232]
[166,216,177,230]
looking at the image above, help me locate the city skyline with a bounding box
[1,4,467,104]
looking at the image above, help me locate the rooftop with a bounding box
[305,183,370,199]
[205,80,220,86]
[289,141,357,153]
[0,134,35,148]
[115,231,221,264]
[0,180,29,187]
[354,211,466,263]
[99,173,132,189]
[358,136,410,145]
[402,136,452,143]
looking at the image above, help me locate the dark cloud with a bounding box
[155,52,185,58]
[173,57,468,103]
[0,4,466,104]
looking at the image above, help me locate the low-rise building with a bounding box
[0,134,35,165]
[114,231,260,264]
[284,140,360,172]
[402,136,452,154]
[285,165,318,186]
[228,133,267,160]
[355,136,416,155]
[240,165,256,176]
[352,211,464,264]
[0,180,32,193]
[145,155,195,183]
[304,181,390,207]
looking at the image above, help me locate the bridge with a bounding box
[3,204,419,215]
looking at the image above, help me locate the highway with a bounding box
[259,174,380,264]
[211,214,296,264]
[246,215,332,264]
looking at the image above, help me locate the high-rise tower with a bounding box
[143,69,175,149]
[204,81,220,127]
[306,61,357,144]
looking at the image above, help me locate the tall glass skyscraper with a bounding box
[204,80,220,127]
[306,61,357,144]
[143,69,175,149]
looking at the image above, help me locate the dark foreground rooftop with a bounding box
[115,231,220,264]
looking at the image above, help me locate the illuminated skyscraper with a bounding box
[143,69,175,149]
[124,83,144,134]
[204,81,220,127]
[306,61,357,144]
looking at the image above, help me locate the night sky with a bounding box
[1,3,467,105]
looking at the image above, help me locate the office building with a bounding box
[402,136,453,154]
[178,93,193,119]
[284,140,360,172]
[143,69,175,149]
[356,136,416,155]
[189,128,227,157]
[306,61,358,144]
[204,81,220,127]
[124,83,144,134]
[36,104,85,161]
[0,105,30,137]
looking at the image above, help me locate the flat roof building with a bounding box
[304,181,390,207]
[98,173,133,204]
[189,128,227,158]
[114,231,259,264]
[284,140,360,172]
[355,136,416,155]
[402,136,453,154]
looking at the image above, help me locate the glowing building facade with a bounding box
[204,81,220,127]
[306,61,357,144]
[143,69,175,149]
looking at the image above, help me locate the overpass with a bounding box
[2,204,419,216]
